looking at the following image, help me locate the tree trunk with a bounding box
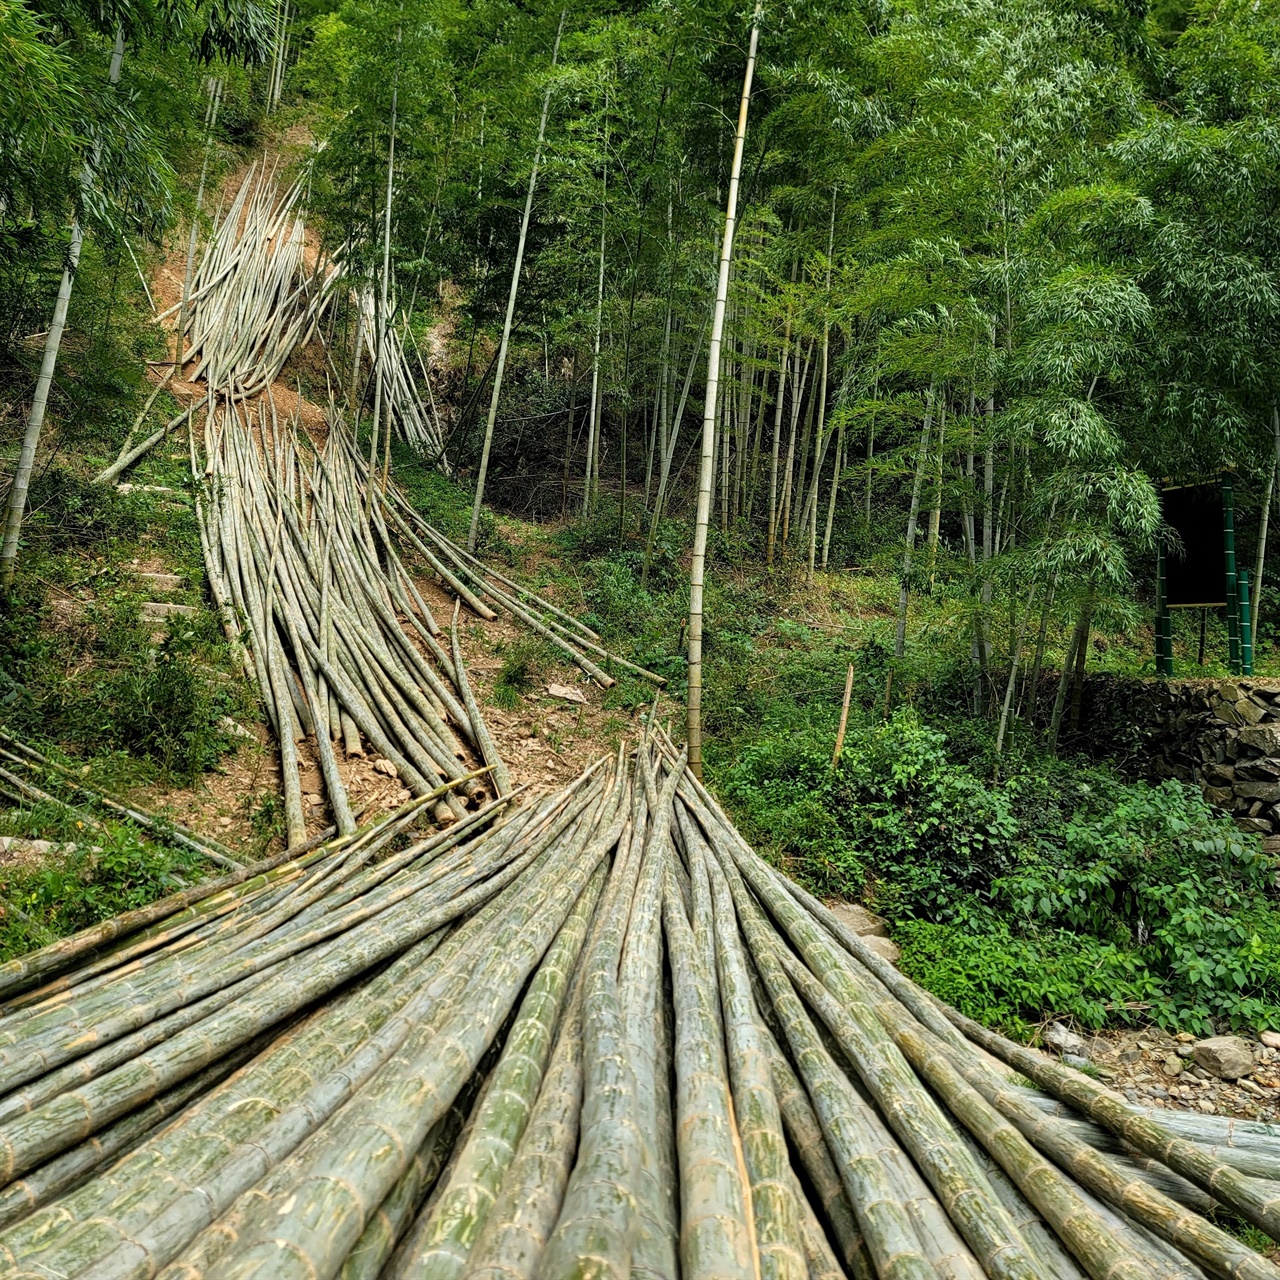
[821,426,843,569]
[562,355,577,514]
[766,328,790,566]
[367,37,400,510]
[864,381,877,528]
[1022,572,1057,728]
[175,77,222,370]
[779,339,812,548]
[467,13,564,551]
[582,148,607,521]
[1252,404,1280,650]
[1049,618,1083,752]
[995,583,1038,757]
[893,386,935,659]
[688,0,762,779]
[1063,589,1095,742]
[1,28,125,591]
[641,316,706,587]
[788,359,818,547]
[926,395,947,583]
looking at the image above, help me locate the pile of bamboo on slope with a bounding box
[324,417,665,692]
[195,394,509,850]
[3,740,1280,1280]
[168,166,341,399]
[352,284,451,467]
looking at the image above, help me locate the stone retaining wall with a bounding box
[1063,675,1280,841]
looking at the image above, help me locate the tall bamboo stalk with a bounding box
[467,13,565,551]
[687,2,764,779]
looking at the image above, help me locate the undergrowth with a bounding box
[0,805,215,961]
[516,538,1280,1038]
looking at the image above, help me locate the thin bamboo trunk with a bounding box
[366,39,400,513]
[894,386,936,660]
[467,14,564,550]
[1,29,125,590]
[1252,405,1280,650]
[583,127,607,522]
[821,427,843,570]
[687,2,763,780]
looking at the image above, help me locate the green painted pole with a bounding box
[1240,568,1254,676]
[1225,475,1241,675]
[1156,535,1173,677]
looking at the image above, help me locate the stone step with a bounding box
[140,601,198,620]
[134,571,184,592]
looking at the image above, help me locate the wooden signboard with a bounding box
[1162,484,1225,608]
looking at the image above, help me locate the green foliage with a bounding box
[0,816,214,961]
[716,705,1280,1035]
[490,637,554,710]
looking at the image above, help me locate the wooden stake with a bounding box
[832,665,854,768]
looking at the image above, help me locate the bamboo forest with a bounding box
[3,0,1280,1275]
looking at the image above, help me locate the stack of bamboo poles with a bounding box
[324,421,666,691]
[195,395,509,849]
[169,166,340,399]
[2,739,1278,1280]
[353,286,451,467]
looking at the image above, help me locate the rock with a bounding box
[547,682,588,705]
[860,934,900,965]
[828,902,890,938]
[1219,681,1243,702]
[1192,1036,1255,1080]
[1063,1053,1091,1070]
[1237,781,1280,802]
[1204,763,1236,785]
[1176,1044,1194,1057]
[1261,1031,1280,1051]
[139,601,197,619]
[1215,701,1245,726]
[1237,759,1280,780]
[134,571,184,592]
[305,793,323,806]
[1197,1099,1217,1114]
[1203,786,1234,807]
[1162,1056,1183,1076]
[1043,1022,1086,1056]
[1237,699,1268,725]
[1239,725,1280,754]
[1237,817,1274,834]
[1149,1085,1169,1099]
[372,757,398,777]
[1239,1077,1267,1097]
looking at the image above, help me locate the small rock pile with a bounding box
[1040,1023,1280,1121]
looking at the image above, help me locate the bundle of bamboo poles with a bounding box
[2,738,1278,1280]
[352,286,451,467]
[168,166,341,398]
[195,393,509,849]
[327,421,665,690]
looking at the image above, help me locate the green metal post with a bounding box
[1225,475,1241,674]
[1156,536,1173,676]
[1240,568,1254,676]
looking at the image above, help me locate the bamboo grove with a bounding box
[284,0,1280,741]
[0,736,1276,1277]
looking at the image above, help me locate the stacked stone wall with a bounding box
[1057,675,1280,841]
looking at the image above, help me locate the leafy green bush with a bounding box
[715,706,1280,1034]
[0,586,238,784]
[0,820,213,961]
